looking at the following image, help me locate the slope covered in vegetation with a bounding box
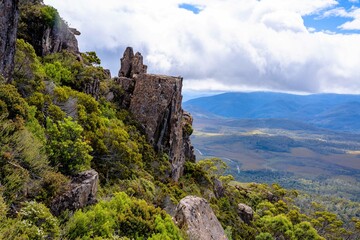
[0,1,359,239]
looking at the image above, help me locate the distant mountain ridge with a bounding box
[183,92,360,132]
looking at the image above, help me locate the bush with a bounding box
[0,83,28,120]
[0,201,60,239]
[66,192,183,240]
[46,117,92,175]
[40,6,59,27]
[13,39,45,96]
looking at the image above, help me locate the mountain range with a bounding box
[184,92,360,132]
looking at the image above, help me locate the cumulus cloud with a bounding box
[44,0,360,94]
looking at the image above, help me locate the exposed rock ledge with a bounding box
[174,196,228,240]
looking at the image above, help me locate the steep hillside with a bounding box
[0,1,359,240]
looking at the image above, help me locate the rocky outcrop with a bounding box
[118,47,147,78]
[213,178,225,198]
[174,196,228,240]
[238,203,254,224]
[0,0,19,82]
[40,19,79,56]
[182,111,196,162]
[50,169,98,216]
[18,2,79,57]
[115,47,195,181]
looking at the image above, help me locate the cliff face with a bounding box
[17,2,79,57]
[0,0,19,82]
[116,47,195,181]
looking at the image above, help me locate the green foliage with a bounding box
[37,171,69,203]
[0,201,60,240]
[46,117,92,175]
[0,112,49,203]
[0,195,7,222]
[18,3,60,51]
[258,214,294,239]
[294,222,324,240]
[183,122,193,136]
[66,192,183,240]
[197,158,228,178]
[255,232,274,240]
[44,61,73,85]
[311,211,348,240]
[13,39,45,96]
[2,6,359,239]
[0,83,28,119]
[42,50,109,91]
[40,6,59,27]
[82,51,101,65]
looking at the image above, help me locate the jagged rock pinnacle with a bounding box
[118,47,147,78]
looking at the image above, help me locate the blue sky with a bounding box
[303,0,360,33]
[178,0,360,33]
[45,0,360,94]
[178,3,203,14]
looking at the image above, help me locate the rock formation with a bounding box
[40,20,79,56]
[0,0,19,82]
[115,47,195,181]
[18,2,79,57]
[238,203,254,224]
[50,169,98,216]
[174,196,228,240]
[213,178,225,198]
[182,111,196,162]
[118,47,147,78]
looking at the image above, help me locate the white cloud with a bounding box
[339,8,360,30]
[321,6,360,30]
[43,0,360,94]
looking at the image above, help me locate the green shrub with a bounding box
[40,6,59,27]
[46,117,92,175]
[0,83,28,120]
[44,61,73,85]
[13,39,45,96]
[0,201,60,239]
[66,192,183,240]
